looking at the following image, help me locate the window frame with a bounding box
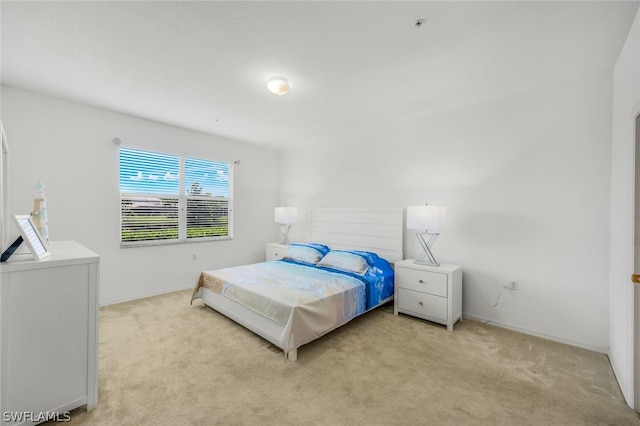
[119,146,233,248]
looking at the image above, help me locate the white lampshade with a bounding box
[267,77,290,95]
[274,207,297,224]
[407,205,445,233]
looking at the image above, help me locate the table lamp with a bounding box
[274,207,297,245]
[407,205,445,266]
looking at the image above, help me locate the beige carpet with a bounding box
[62,289,639,425]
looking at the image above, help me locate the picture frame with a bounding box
[12,214,50,260]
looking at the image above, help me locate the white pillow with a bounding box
[316,251,369,275]
[282,245,325,265]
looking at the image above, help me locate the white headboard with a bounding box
[309,208,403,264]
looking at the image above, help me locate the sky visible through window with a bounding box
[119,148,230,197]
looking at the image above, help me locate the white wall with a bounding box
[280,74,613,352]
[1,86,280,305]
[609,6,640,409]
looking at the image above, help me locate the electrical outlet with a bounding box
[504,281,519,291]
[192,254,197,261]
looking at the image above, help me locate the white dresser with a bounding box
[265,242,290,261]
[394,259,462,331]
[0,241,99,425]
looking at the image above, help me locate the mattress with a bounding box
[192,258,392,353]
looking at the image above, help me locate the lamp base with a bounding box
[278,223,292,245]
[414,232,440,267]
[414,259,440,267]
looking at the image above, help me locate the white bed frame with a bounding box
[200,208,404,360]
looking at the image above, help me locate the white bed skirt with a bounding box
[200,287,392,361]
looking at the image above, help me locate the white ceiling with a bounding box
[2,1,638,150]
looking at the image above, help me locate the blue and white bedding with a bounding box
[191,246,394,353]
[308,249,394,310]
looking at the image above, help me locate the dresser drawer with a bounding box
[397,288,447,321]
[396,267,447,297]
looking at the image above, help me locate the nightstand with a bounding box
[266,242,290,261]
[394,259,462,331]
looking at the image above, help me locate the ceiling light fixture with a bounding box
[267,77,290,96]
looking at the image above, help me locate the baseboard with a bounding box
[463,313,608,354]
[607,346,634,409]
[100,284,193,307]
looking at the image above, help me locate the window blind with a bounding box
[119,147,232,246]
[184,157,230,239]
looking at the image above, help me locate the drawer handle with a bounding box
[418,279,424,284]
[418,301,423,306]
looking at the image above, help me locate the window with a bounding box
[119,147,233,247]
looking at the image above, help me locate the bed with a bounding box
[191,208,403,360]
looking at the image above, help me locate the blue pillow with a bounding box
[291,242,330,255]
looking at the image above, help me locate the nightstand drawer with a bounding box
[396,267,447,297]
[266,245,287,261]
[397,288,447,321]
